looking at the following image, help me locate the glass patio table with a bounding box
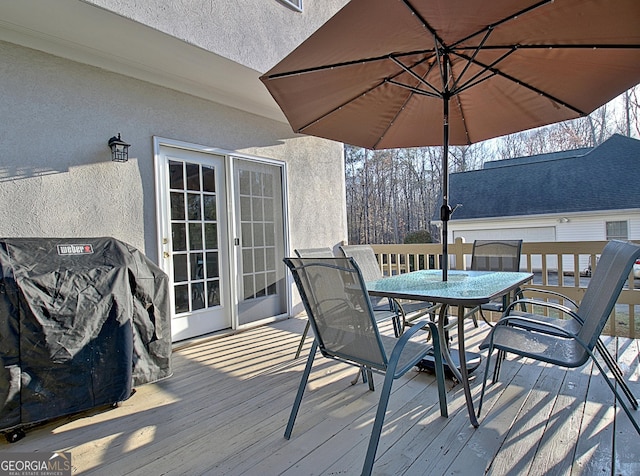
[366,269,533,427]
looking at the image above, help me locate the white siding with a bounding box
[448,209,640,272]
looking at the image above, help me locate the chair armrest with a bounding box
[519,287,578,309]
[388,319,439,377]
[504,298,585,325]
[493,314,578,339]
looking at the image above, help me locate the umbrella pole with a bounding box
[440,93,451,281]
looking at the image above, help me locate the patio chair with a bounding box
[477,240,640,435]
[339,244,438,332]
[497,244,639,411]
[469,239,523,326]
[293,248,336,358]
[293,247,403,359]
[283,256,447,476]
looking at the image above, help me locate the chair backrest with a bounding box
[294,247,334,258]
[470,240,523,272]
[284,257,388,370]
[339,245,383,282]
[577,240,640,351]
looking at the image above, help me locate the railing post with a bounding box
[452,237,466,270]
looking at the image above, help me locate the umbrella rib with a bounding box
[450,27,494,94]
[401,0,446,50]
[262,54,395,80]
[385,79,441,99]
[450,0,553,50]
[454,51,589,116]
[454,44,640,52]
[450,47,517,95]
[389,56,442,98]
[296,80,388,133]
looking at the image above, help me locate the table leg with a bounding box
[457,305,480,428]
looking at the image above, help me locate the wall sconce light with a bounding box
[559,217,570,223]
[108,133,131,162]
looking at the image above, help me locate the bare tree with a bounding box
[345,86,639,245]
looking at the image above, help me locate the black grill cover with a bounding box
[0,237,172,431]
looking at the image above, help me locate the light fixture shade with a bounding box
[108,133,131,162]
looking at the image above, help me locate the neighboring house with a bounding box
[0,0,349,342]
[440,134,640,270]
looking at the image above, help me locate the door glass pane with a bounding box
[190,252,204,280]
[192,283,205,310]
[186,163,200,191]
[207,281,220,306]
[170,192,185,220]
[169,158,221,315]
[235,159,286,325]
[173,254,188,282]
[252,197,263,220]
[172,223,187,251]
[203,195,217,220]
[189,223,203,250]
[174,284,189,313]
[169,161,184,189]
[205,223,218,249]
[187,194,201,220]
[202,166,216,193]
[206,252,219,278]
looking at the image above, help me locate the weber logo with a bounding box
[57,244,94,255]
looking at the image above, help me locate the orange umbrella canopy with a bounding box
[261,0,640,278]
[261,0,640,150]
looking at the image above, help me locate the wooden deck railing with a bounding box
[371,239,640,339]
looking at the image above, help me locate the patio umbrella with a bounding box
[260,0,640,280]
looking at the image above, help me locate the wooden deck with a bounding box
[2,317,639,475]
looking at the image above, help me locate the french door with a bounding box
[157,145,231,341]
[233,158,287,327]
[156,141,287,342]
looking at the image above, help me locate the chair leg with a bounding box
[471,309,479,327]
[351,367,366,386]
[477,345,494,418]
[478,308,494,327]
[294,319,311,359]
[362,365,396,476]
[596,339,638,410]
[285,340,317,439]
[589,353,640,435]
[493,349,505,382]
[362,322,446,475]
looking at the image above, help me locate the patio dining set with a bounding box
[283,240,640,476]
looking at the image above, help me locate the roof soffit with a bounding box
[0,0,286,122]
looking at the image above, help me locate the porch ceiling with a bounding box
[0,0,286,122]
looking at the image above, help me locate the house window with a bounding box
[606,221,628,240]
[279,0,302,12]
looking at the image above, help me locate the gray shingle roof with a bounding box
[446,134,640,220]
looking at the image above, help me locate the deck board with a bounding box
[1,317,638,475]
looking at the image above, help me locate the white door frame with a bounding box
[153,137,290,339]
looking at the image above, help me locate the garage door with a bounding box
[453,226,556,243]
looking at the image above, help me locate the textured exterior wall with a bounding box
[84,0,349,72]
[0,41,347,261]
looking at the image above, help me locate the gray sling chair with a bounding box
[469,239,523,327]
[477,240,640,435]
[283,257,448,476]
[293,248,402,359]
[340,244,439,333]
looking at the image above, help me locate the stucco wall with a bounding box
[85,0,349,73]
[0,41,347,262]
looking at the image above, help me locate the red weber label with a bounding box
[56,244,94,255]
